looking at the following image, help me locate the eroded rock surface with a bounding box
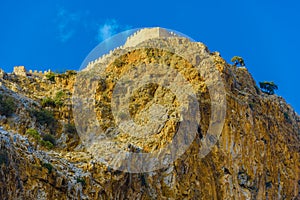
[0,28,299,199]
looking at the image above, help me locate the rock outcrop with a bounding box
[0,28,299,199]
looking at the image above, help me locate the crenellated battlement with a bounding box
[12,66,52,77]
[84,27,178,70]
[28,69,52,76]
[124,27,177,48]
[6,28,190,75]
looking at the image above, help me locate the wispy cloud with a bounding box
[96,19,131,42]
[96,19,119,42]
[55,7,81,42]
[54,7,131,44]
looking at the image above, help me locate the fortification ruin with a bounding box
[11,66,52,77]
[85,27,179,70]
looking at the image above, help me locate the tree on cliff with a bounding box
[259,81,278,95]
[0,94,16,117]
[231,56,245,66]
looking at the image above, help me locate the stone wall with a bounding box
[11,66,52,77]
[13,66,27,76]
[124,27,177,48]
[85,27,179,71]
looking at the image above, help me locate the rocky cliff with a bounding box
[0,28,299,199]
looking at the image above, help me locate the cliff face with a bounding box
[0,28,299,199]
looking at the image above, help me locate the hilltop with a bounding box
[0,28,299,199]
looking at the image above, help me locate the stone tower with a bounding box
[124,27,177,48]
[13,66,27,76]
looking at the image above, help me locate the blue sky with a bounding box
[0,0,299,113]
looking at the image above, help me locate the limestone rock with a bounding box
[0,69,6,79]
[0,28,299,199]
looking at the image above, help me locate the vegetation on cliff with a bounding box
[0,94,16,116]
[231,56,245,66]
[259,81,278,95]
[0,29,299,199]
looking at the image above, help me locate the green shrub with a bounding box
[64,123,77,135]
[41,97,56,108]
[26,129,56,149]
[259,81,278,95]
[40,140,54,149]
[140,173,147,187]
[113,59,125,68]
[76,177,86,186]
[284,112,292,124]
[42,162,53,173]
[31,109,55,126]
[26,128,40,140]
[26,128,56,149]
[42,134,56,145]
[0,94,16,117]
[231,56,245,66]
[55,91,65,99]
[41,91,65,108]
[0,150,8,166]
[249,102,255,111]
[46,72,56,82]
[54,91,65,106]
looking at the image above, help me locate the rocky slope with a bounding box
[0,28,299,199]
